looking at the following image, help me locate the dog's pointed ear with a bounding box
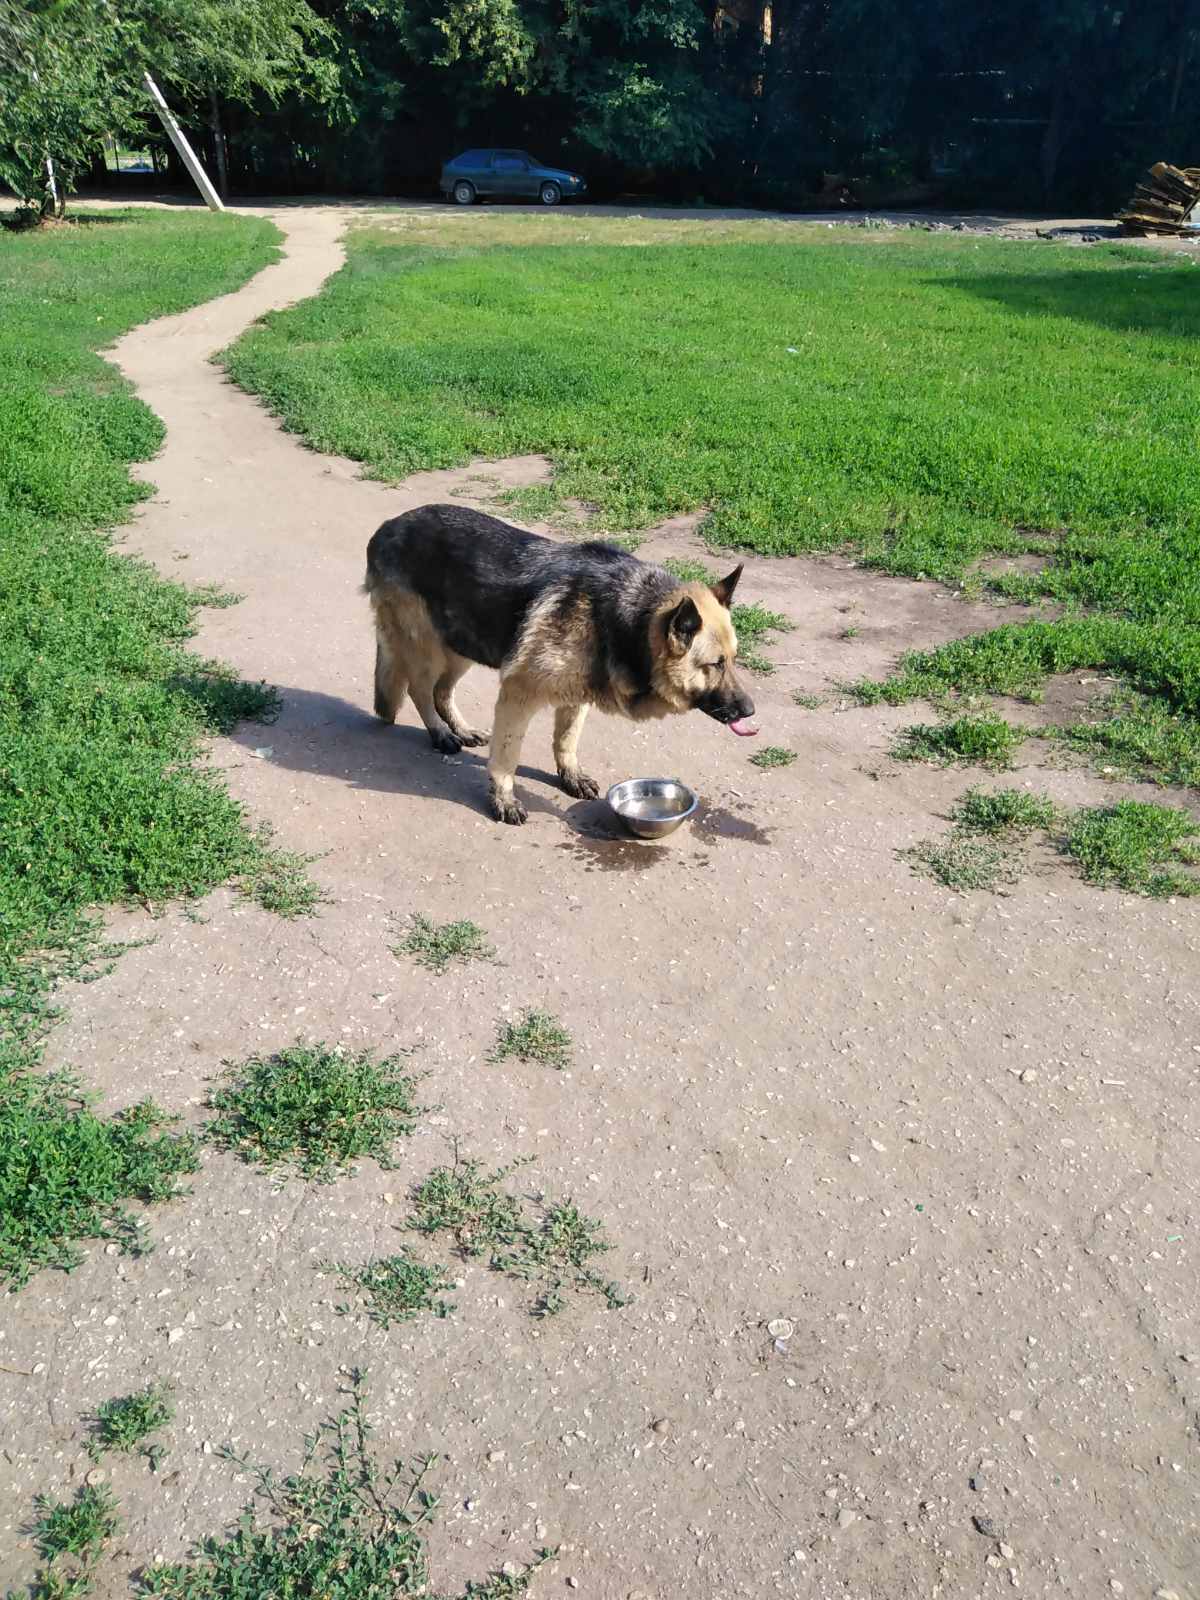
[664,595,703,653]
[710,565,743,608]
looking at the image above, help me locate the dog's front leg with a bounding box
[488,680,538,824]
[553,705,599,800]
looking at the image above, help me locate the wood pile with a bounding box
[1116,161,1200,235]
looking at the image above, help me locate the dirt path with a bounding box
[2,206,1198,1600]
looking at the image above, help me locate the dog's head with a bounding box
[653,566,757,735]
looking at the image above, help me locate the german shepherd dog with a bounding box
[365,504,757,823]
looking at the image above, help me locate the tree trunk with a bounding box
[209,88,229,199]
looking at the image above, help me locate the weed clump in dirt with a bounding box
[491,1010,572,1070]
[324,1253,455,1328]
[903,785,1058,894]
[140,1374,550,1600]
[409,1154,627,1316]
[750,746,797,769]
[902,833,1018,894]
[394,914,494,974]
[0,1083,198,1291]
[893,711,1023,769]
[205,1043,425,1181]
[1064,801,1200,897]
[33,1485,121,1562]
[88,1384,174,1468]
[951,788,1058,835]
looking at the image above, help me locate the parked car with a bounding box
[440,149,586,207]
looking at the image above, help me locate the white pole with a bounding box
[142,71,225,212]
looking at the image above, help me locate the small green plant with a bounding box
[32,1485,120,1562]
[205,1043,425,1181]
[749,746,797,769]
[89,1383,174,1467]
[839,626,861,641]
[793,691,824,709]
[951,788,1058,835]
[0,1085,198,1291]
[409,1154,627,1316]
[393,915,494,974]
[324,1253,455,1328]
[893,711,1023,769]
[491,1010,572,1070]
[140,1373,550,1599]
[902,832,1018,894]
[1063,801,1200,897]
[238,846,325,918]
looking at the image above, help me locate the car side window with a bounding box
[495,156,526,172]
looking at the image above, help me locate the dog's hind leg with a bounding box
[488,679,539,824]
[553,705,599,800]
[373,624,408,723]
[434,652,488,748]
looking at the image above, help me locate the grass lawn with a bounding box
[222,213,1200,777]
[0,208,293,1287]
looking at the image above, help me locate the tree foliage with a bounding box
[4,0,1200,214]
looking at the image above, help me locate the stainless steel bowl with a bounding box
[606,778,699,840]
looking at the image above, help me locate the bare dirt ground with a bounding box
[1,204,1198,1600]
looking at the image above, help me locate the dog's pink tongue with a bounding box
[729,717,759,737]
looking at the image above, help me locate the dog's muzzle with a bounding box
[697,689,758,737]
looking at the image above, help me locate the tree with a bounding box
[0,0,136,218]
[135,0,341,198]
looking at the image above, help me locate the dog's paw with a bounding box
[455,728,489,748]
[559,769,600,801]
[430,729,463,755]
[491,793,528,825]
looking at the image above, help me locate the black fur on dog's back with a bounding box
[366,503,677,697]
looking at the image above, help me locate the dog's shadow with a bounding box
[224,684,615,832]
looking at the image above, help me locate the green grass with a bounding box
[951,787,1058,835]
[323,1252,455,1328]
[33,1485,121,1561]
[409,1154,627,1316]
[892,710,1024,769]
[1040,691,1200,789]
[222,222,1200,593]
[902,831,1019,893]
[204,1043,425,1181]
[220,216,1200,786]
[393,914,494,974]
[89,1383,174,1467]
[1,211,289,1040]
[749,746,797,769]
[140,1373,550,1599]
[0,212,324,1287]
[660,558,792,673]
[1063,801,1200,897]
[490,1010,572,1070]
[905,787,1199,897]
[0,1088,199,1291]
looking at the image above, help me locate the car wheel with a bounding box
[453,181,476,206]
[539,182,562,207]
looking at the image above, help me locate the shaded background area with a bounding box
[84,0,1200,215]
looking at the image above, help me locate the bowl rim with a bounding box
[605,777,699,821]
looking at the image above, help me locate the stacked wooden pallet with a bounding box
[1116,161,1200,235]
